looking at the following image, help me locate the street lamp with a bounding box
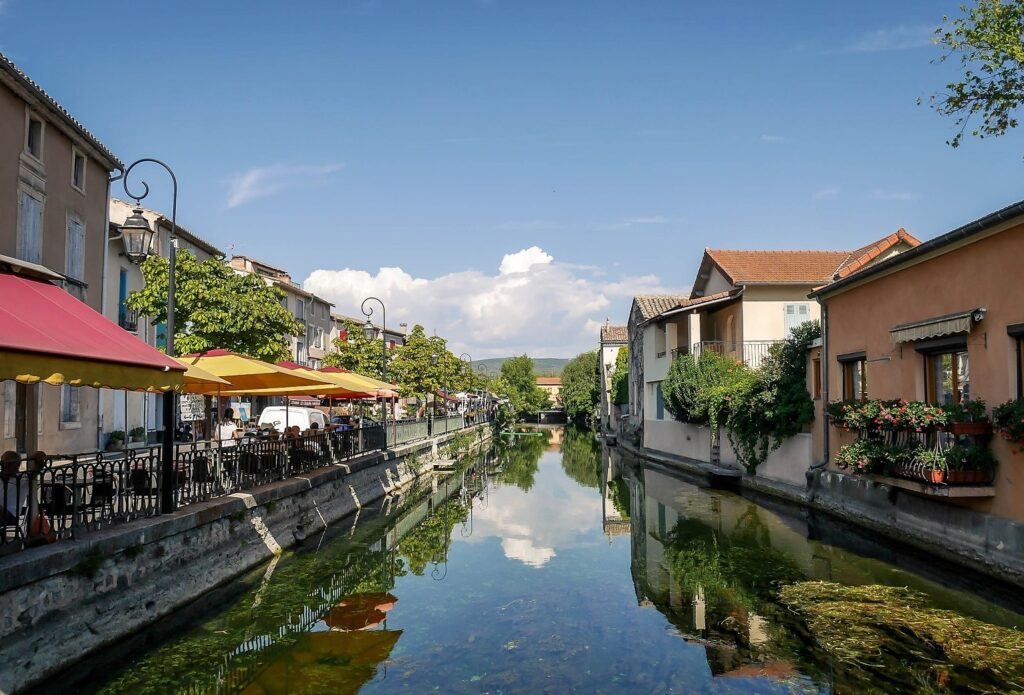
[459,352,472,421]
[361,297,388,440]
[121,158,178,514]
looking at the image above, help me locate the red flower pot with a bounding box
[950,421,993,437]
[948,470,964,484]
[927,469,946,484]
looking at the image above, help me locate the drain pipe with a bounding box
[810,299,829,471]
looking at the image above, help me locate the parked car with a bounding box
[257,406,328,433]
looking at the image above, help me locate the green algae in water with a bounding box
[778,581,1024,691]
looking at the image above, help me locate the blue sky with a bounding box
[3,0,1023,356]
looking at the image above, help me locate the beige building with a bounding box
[536,376,562,406]
[101,199,224,443]
[599,323,627,433]
[227,256,332,368]
[0,52,120,454]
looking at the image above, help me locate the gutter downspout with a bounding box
[810,297,829,471]
[98,167,125,450]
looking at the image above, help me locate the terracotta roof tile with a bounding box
[834,228,922,279]
[633,295,690,321]
[536,377,562,385]
[600,324,628,343]
[705,249,852,285]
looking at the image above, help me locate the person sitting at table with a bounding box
[217,408,239,444]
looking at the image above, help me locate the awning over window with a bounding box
[890,309,983,344]
[0,271,185,391]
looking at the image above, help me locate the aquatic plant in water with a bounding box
[778,581,1024,690]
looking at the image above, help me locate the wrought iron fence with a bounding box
[690,340,783,368]
[0,415,490,555]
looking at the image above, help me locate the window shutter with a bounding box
[67,218,85,280]
[2,381,15,439]
[18,193,43,263]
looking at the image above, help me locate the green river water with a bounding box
[68,426,1024,694]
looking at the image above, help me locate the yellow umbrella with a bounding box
[174,357,232,394]
[319,368,396,396]
[176,350,332,392]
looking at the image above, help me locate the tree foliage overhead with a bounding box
[925,1,1024,149]
[561,350,600,423]
[492,355,550,416]
[125,250,303,362]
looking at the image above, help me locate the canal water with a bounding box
[74,427,1024,694]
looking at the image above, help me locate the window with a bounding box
[812,356,822,400]
[60,384,80,425]
[72,150,86,191]
[784,303,811,336]
[926,350,969,405]
[654,324,667,357]
[118,268,129,326]
[295,299,304,320]
[26,115,43,159]
[17,192,43,263]
[66,215,85,281]
[296,340,307,365]
[2,381,15,439]
[1010,325,1024,399]
[839,353,867,401]
[655,383,665,420]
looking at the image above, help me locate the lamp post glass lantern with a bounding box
[360,297,388,440]
[119,207,156,263]
[122,157,179,514]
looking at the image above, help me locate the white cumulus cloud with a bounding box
[303,246,678,357]
[226,163,342,208]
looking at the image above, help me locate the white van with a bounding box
[256,406,328,433]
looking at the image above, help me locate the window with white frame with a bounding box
[295,299,304,320]
[17,191,43,263]
[72,149,86,191]
[60,384,80,425]
[25,114,43,159]
[784,303,811,336]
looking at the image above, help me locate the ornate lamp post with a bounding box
[361,297,388,440]
[459,353,473,422]
[120,158,178,514]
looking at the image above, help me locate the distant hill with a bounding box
[475,357,569,377]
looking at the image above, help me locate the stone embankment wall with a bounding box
[0,425,492,694]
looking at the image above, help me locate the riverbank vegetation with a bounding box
[661,321,820,472]
[561,351,600,424]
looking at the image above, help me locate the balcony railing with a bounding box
[691,340,783,368]
[118,307,139,333]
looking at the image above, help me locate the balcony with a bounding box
[691,340,782,368]
[118,307,139,333]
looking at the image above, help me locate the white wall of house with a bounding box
[740,286,820,341]
[701,266,733,296]
[599,343,623,431]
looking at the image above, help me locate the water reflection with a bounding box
[72,427,1024,695]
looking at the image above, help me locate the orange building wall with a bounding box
[822,222,1024,521]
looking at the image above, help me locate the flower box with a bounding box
[949,421,992,437]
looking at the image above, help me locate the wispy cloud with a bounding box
[598,215,678,231]
[226,163,342,208]
[840,24,935,53]
[871,189,916,201]
[812,186,839,201]
[760,134,790,143]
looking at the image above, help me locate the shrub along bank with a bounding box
[661,322,820,473]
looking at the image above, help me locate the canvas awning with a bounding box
[0,271,185,391]
[177,350,332,392]
[890,308,984,344]
[174,358,232,394]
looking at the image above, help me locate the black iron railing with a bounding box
[691,340,783,368]
[0,415,488,555]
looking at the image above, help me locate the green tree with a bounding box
[560,425,601,488]
[388,325,442,399]
[125,250,302,361]
[561,350,600,423]
[611,347,630,406]
[925,1,1024,148]
[322,319,389,379]
[493,355,549,416]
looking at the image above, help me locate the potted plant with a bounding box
[106,430,126,451]
[913,449,946,484]
[128,426,146,444]
[944,444,968,484]
[992,398,1024,444]
[965,445,997,484]
[945,399,991,436]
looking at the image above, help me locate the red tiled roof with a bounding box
[600,324,628,343]
[705,249,852,285]
[536,377,562,386]
[633,295,691,321]
[833,228,922,279]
